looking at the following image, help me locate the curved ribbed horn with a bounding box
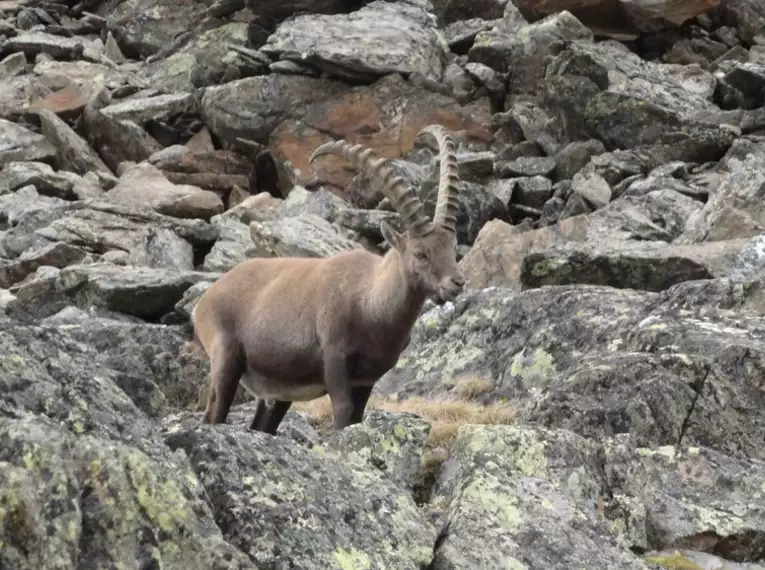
[416,125,460,233]
[310,140,433,236]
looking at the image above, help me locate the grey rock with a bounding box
[105,163,223,221]
[0,321,255,569]
[496,156,556,178]
[100,92,197,124]
[431,425,650,569]
[3,31,84,60]
[105,0,210,59]
[0,161,75,199]
[515,175,553,209]
[0,241,87,288]
[0,52,26,78]
[555,139,606,180]
[5,201,215,267]
[679,141,765,243]
[201,74,344,145]
[571,169,612,209]
[378,280,765,463]
[603,435,765,558]
[81,86,163,174]
[138,23,252,92]
[202,216,252,272]
[261,1,448,83]
[0,119,56,167]
[249,214,362,258]
[38,109,115,184]
[8,262,218,321]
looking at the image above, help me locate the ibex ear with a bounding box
[380,221,405,252]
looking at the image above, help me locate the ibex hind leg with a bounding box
[349,385,374,425]
[249,399,291,434]
[202,338,245,424]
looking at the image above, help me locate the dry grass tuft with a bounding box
[452,376,494,399]
[294,393,517,449]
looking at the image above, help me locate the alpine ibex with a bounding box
[191,124,464,434]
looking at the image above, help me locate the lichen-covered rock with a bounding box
[602,436,765,559]
[321,411,433,492]
[430,424,651,569]
[0,320,255,569]
[163,422,438,569]
[377,280,765,462]
[0,417,256,570]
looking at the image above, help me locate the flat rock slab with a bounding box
[105,163,223,220]
[100,92,196,124]
[460,188,704,291]
[38,108,115,183]
[3,31,84,60]
[249,214,362,258]
[8,262,219,321]
[0,119,56,167]
[0,241,86,288]
[262,0,447,82]
[11,201,218,267]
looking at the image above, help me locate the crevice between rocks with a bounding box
[677,363,710,446]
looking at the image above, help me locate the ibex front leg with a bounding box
[324,353,355,431]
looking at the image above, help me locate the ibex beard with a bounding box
[191,124,465,434]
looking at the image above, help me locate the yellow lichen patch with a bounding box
[333,546,372,570]
[509,347,556,387]
[643,552,704,570]
[460,472,523,531]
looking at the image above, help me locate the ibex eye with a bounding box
[414,251,427,260]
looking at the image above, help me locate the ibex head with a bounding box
[309,124,464,305]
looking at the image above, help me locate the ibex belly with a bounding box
[239,369,328,401]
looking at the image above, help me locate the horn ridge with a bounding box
[309,139,433,235]
[416,124,461,233]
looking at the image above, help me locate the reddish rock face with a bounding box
[270,74,493,191]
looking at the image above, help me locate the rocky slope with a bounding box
[1,0,765,568]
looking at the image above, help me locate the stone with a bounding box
[100,92,197,124]
[571,169,612,209]
[105,163,224,221]
[271,74,492,190]
[3,31,84,60]
[249,214,362,258]
[201,74,345,146]
[37,109,115,183]
[261,1,448,83]
[0,119,56,167]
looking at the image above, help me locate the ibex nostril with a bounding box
[452,276,465,288]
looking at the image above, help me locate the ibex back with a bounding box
[191,124,464,434]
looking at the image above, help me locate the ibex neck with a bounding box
[366,249,426,330]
